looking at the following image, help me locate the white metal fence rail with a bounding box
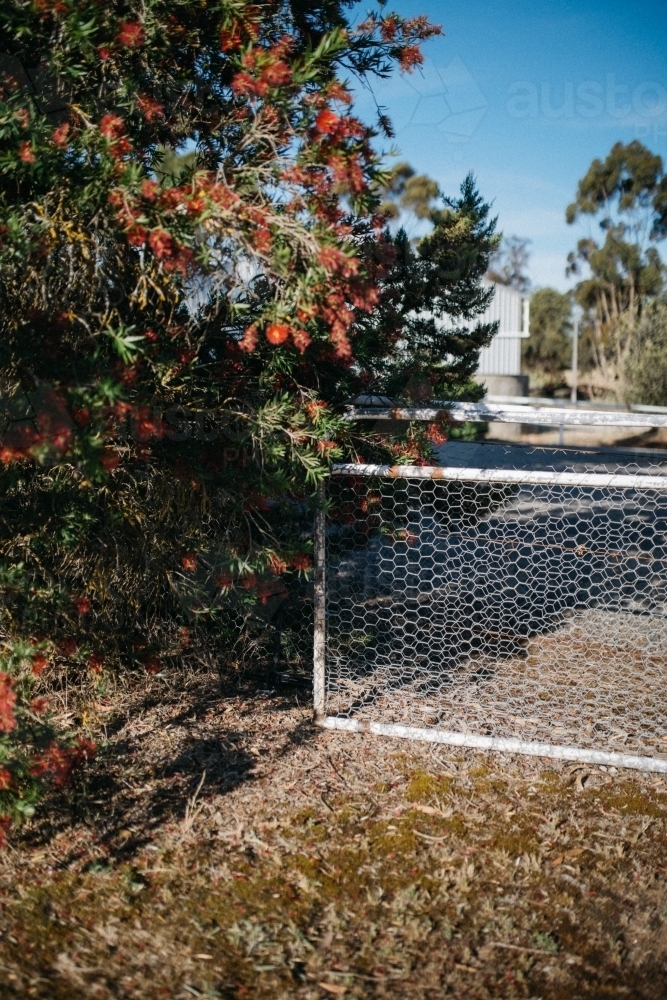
[345,403,667,429]
[314,461,667,773]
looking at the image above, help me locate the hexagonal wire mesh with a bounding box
[315,435,667,773]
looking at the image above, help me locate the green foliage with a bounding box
[379,161,440,221]
[566,141,666,396]
[523,287,572,377]
[353,174,500,405]
[624,301,667,405]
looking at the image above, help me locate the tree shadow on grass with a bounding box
[17,667,319,867]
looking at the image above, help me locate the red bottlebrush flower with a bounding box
[329,323,352,360]
[231,71,267,98]
[100,449,120,472]
[268,554,288,575]
[99,113,124,141]
[270,34,295,59]
[57,638,78,657]
[220,27,242,52]
[254,228,272,254]
[164,246,194,276]
[107,188,124,208]
[14,108,30,127]
[186,192,206,215]
[318,246,344,271]
[315,109,339,134]
[305,400,327,420]
[18,141,35,164]
[380,15,399,41]
[127,225,147,246]
[99,117,131,158]
[238,324,258,353]
[141,179,158,200]
[318,246,359,276]
[88,653,104,674]
[0,768,12,791]
[266,323,290,345]
[74,595,91,614]
[427,423,448,446]
[32,653,50,676]
[29,743,74,787]
[291,553,312,572]
[325,80,352,105]
[0,674,17,734]
[148,229,174,260]
[99,46,112,61]
[136,94,164,122]
[117,21,144,48]
[30,697,49,715]
[131,405,162,441]
[398,44,424,72]
[52,122,70,147]
[143,654,162,675]
[291,328,311,353]
[144,328,159,342]
[71,407,90,427]
[241,572,257,590]
[260,61,291,88]
[215,572,233,590]
[181,551,198,572]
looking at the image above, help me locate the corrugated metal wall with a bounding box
[476,281,524,337]
[477,336,522,375]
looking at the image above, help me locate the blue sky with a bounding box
[351,0,667,291]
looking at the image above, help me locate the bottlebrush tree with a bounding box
[0,0,447,827]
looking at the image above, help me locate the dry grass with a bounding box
[1,663,667,999]
[328,610,667,759]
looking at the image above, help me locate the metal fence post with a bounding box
[313,480,326,721]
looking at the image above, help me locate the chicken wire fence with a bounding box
[314,443,667,773]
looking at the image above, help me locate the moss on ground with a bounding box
[1,687,667,1000]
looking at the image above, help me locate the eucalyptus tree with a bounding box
[566,140,667,397]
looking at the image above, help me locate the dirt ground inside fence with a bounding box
[331,608,667,760]
[1,665,667,1000]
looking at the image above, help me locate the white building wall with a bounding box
[475,281,524,337]
[474,282,529,377]
[477,336,522,376]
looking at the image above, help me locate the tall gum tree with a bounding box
[566,140,667,399]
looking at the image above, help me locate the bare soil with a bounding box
[1,664,667,999]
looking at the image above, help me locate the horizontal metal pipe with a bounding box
[331,463,667,490]
[345,403,667,428]
[317,717,667,773]
[485,394,667,415]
